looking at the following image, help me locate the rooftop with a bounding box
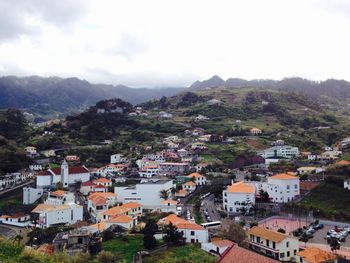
[226,181,255,194]
[296,247,337,263]
[219,245,278,263]
[269,173,299,180]
[247,226,288,243]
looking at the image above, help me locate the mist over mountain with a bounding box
[0,76,184,118]
[190,76,350,101]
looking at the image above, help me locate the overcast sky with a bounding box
[0,0,350,87]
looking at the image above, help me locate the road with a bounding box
[202,194,221,222]
[70,186,91,222]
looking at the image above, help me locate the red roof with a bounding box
[82,181,96,186]
[219,245,279,263]
[51,166,89,175]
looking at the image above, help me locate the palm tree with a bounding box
[159,190,169,200]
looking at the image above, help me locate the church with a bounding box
[36,160,90,188]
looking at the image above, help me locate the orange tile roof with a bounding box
[122,202,142,209]
[177,222,205,230]
[94,178,112,183]
[89,222,107,232]
[158,214,188,225]
[88,192,117,206]
[176,189,189,197]
[161,199,178,205]
[247,226,288,243]
[158,214,205,230]
[50,190,67,196]
[107,215,133,223]
[226,181,255,194]
[297,247,337,263]
[269,173,299,180]
[101,206,129,216]
[187,172,205,178]
[32,204,71,213]
[219,245,278,263]
[336,160,350,166]
[211,239,235,248]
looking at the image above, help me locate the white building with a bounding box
[32,203,83,228]
[110,154,125,164]
[44,190,75,205]
[187,173,208,186]
[158,214,209,244]
[93,178,112,188]
[183,181,196,192]
[92,164,127,177]
[80,181,108,196]
[251,173,300,203]
[36,160,90,188]
[87,192,118,222]
[344,180,350,190]
[157,199,178,214]
[201,240,234,256]
[0,213,32,227]
[247,226,299,262]
[23,187,44,205]
[258,145,299,159]
[139,165,160,178]
[29,164,43,171]
[115,180,175,209]
[223,181,256,214]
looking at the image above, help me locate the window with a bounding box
[190,231,195,236]
[295,184,298,189]
[280,253,285,258]
[286,241,289,247]
[286,185,290,189]
[266,240,270,247]
[257,237,260,243]
[294,250,297,255]
[272,242,276,249]
[287,251,290,257]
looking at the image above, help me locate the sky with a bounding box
[0,0,350,88]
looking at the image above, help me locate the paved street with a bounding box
[202,194,221,222]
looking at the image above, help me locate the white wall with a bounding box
[23,187,43,204]
[223,191,255,213]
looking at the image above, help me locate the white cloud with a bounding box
[0,0,349,87]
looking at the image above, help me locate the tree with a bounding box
[163,222,185,246]
[143,219,158,250]
[219,219,246,245]
[329,237,340,253]
[102,229,114,241]
[159,190,169,200]
[299,232,309,247]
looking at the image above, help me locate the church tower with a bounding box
[61,160,69,187]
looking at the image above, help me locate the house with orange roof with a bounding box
[183,181,196,192]
[187,172,208,186]
[247,226,299,262]
[0,212,31,227]
[100,202,143,222]
[32,203,83,228]
[175,189,189,198]
[250,127,262,135]
[157,199,178,214]
[201,239,235,256]
[45,190,75,205]
[87,192,118,221]
[92,164,127,177]
[296,247,337,263]
[93,178,112,187]
[80,181,108,195]
[158,214,209,244]
[139,164,160,178]
[250,173,300,203]
[223,181,256,214]
[105,214,136,229]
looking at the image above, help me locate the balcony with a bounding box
[247,240,279,253]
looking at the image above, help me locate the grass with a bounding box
[0,190,22,210]
[102,235,144,263]
[299,182,350,221]
[143,244,216,263]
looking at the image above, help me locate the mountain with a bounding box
[190,76,350,102]
[0,76,184,120]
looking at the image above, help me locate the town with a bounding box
[1,102,350,263]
